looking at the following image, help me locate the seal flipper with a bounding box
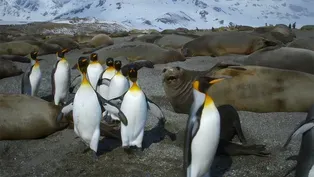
[218,140,270,157]
[283,165,296,177]
[183,106,202,176]
[283,119,314,149]
[218,104,247,144]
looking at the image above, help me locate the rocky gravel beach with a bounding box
[0,23,313,177]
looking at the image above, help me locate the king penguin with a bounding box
[96,57,116,99]
[107,60,129,121]
[51,48,71,106]
[21,51,42,96]
[87,53,103,89]
[117,64,166,151]
[72,56,128,159]
[184,76,226,177]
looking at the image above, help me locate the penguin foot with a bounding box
[92,151,99,161]
[242,144,271,157]
[123,147,133,155]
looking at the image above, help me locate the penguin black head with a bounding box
[114,60,122,71]
[128,64,138,82]
[77,57,89,74]
[193,76,226,94]
[106,57,114,67]
[57,48,69,58]
[90,53,98,62]
[30,51,38,60]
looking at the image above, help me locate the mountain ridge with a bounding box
[0,0,313,30]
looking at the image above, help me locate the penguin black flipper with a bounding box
[108,91,128,107]
[95,92,128,126]
[121,60,154,76]
[51,60,59,97]
[144,93,166,123]
[183,106,202,176]
[69,74,81,93]
[21,65,33,95]
[283,118,314,149]
[97,78,111,87]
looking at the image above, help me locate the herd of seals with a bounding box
[1,23,314,176]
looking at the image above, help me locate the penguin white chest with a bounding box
[189,107,220,177]
[108,74,129,99]
[97,69,116,99]
[120,90,147,148]
[309,164,314,177]
[54,61,70,105]
[73,86,102,146]
[29,65,42,96]
[87,64,103,89]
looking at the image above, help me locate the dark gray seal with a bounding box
[0,55,30,63]
[181,31,278,57]
[287,37,314,51]
[240,46,314,74]
[0,59,24,80]
[282,104,314,177]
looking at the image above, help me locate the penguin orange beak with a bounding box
[209,78,225,85]
[62,48,70,53]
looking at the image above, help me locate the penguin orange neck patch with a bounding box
[130,82,141,92]
[90,61,99,65]
[106,66,115,71]
[81,73,90,86]
[204,94,214,107]
[33,60,40,68]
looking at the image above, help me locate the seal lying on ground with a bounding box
[282,104,314,177]
[0,59,24,80]
[0,55,30,63]
[162,64,314,113]
[0,94,122,140]
[84,41,186,64]
[240,46,314,75]
[286,37,314,51]
[181,31,278,57]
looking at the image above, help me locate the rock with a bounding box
[89,34,114,48]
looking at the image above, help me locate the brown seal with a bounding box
[240,46,314,74]
[162,64,314,114]
[181,31,278,57]
[286,37,314,51]
[87,41,186,64]
[0,94,121,140]
[0,59,24,80]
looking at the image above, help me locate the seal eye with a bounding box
[176,67,180,70]
[162,68,167,73]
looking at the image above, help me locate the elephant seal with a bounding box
[0,94,70,140]
[0,59,24,79]
[282,104,314,177]
[129,33,163,43]
[253,24,296,44]
[87,41,186,64]
[162,64,314,113]
[181,31,278,57]
[154,34,194,49]
[241,46,314,74]
[287,37,314,51]
[89,34,114,47]
[0,55,30,63]
[0,41,39,56]
[0,94,122,140]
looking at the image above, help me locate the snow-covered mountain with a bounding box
[0,0,313,30]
